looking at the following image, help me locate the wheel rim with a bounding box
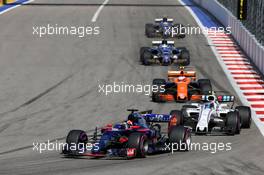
[143,140,148,153]
[185,134,191,150]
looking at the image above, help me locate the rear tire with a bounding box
[168,126,191,151]
[127,133,148,158]
[198,79,212,95]
[226,111,240,135]
[178,50,190,66]
[236,106,251,128]
[169,110,184,125]
[152,78,166,91]
[145,23,156,38]
[152,79,166,102]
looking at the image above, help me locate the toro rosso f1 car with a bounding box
[62,109,191,159]
[152,67,212,102]
[140,40,190,66]
[180,93,251,135]
[145,17,185,38]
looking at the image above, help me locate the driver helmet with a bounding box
[161,40,168,48]
[127,120,133,126]
[207,95,215,108]
[178,76,186,81]
[127,113,139,123]
[208,95,215,102]
[162,17,168,22]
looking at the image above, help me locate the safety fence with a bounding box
[193,0,264,75]
[1,0,16,6]
[217,0,264,46]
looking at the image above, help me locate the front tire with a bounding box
[168,126,191,151]
[127,133,148,158]
[142,50,152,65]
[198,79,212,95]
[140,47,150,62]
[64,130,88,154]
[152,92,165,103]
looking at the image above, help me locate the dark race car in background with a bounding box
[140,40,190,66]
[62,109,191,159]
[145,17,186,38]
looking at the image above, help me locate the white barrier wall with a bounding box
[193,0,264,74]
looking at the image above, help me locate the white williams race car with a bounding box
[179,94,251,135]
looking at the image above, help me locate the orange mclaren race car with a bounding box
[152,67,212,102]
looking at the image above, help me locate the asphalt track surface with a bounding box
[0,0,264,174]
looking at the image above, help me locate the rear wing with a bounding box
[217,95,235,102]
[142,113,171,122]
[152,40,174,46]
[155,18,173,22]
[168,70,196,78]
[139,110,153,114]
[190,95,235,102]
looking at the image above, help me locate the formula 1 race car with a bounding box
[140,40,190,66]
[152,67,212,102]
[62,109,191,159]
[145,17,185,38]
[179,93,251,135]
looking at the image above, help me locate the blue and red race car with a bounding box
[62,109,191,159]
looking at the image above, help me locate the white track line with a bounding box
[91,0,109,22]
[0,0,34,15]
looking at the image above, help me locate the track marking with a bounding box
[91,0,109,22]
[0,0,33,15]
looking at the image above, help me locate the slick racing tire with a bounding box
[226,111,241,135]
[235,106,251,128]
[188,89,200,97]
[152,92,165,103]
[169,110,184,125]
[64,130,88,154]
[140,47,150,62]
[127,133,148,158]
[142,50,152,65]
[198,79,212,95]
[168,126,191,151]
[152,78,166,92]
[178,50,190,66]
[145,23,156,38]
